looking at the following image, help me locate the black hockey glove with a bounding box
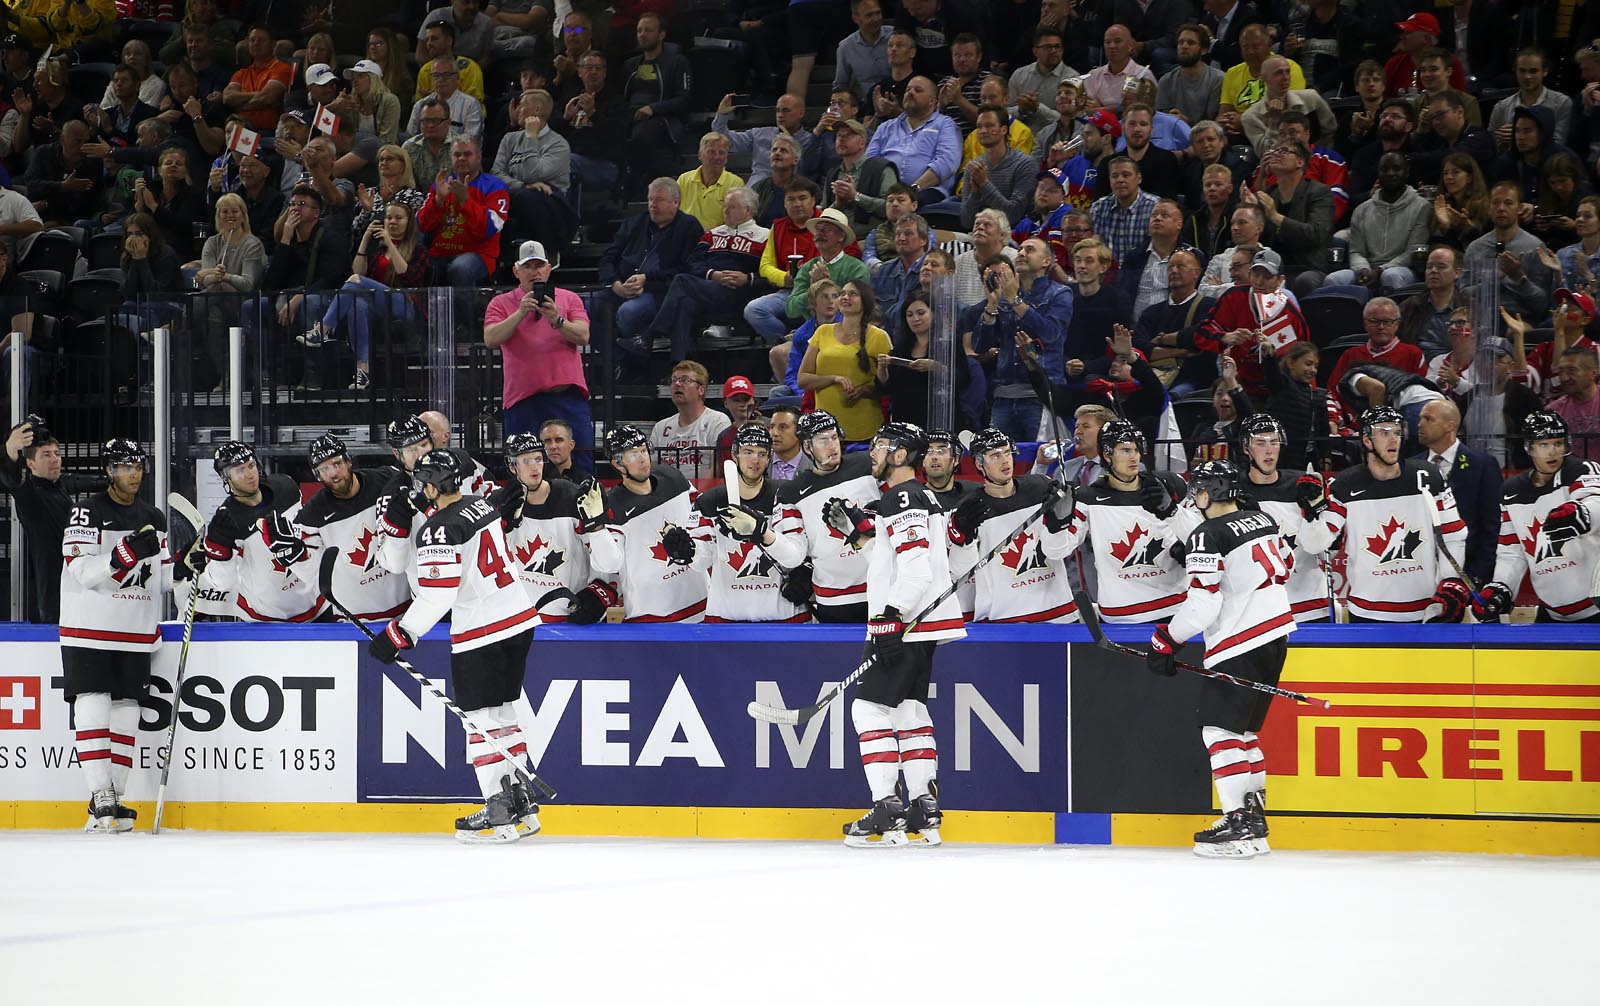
[112,526,161,571]
[661,524,696,565]
[1042,480,1076,534]
[202,509,240,562]
[381,484,417,535]
[949,492,990,546]
[172,535,207,582]
[718,502,768,543]
[867,606,906,661]
[779,559,814,606]
[493,484,526,531]
[1431,578,1472,623]
[1146,623,1179,677]
[1473,581,1514,621]
[368,621,414,664]
[1542,501,1592,544]
[1139,478,1177,520]
[1295,474,1328,521]
[568,579,620,625]
[1169,539,1187,564]
[262,512,308,568]
[822,497,876,548]
[576,478,608,534]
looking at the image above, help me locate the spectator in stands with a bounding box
[417,135,508,288]
[936,34,988,136]
[879,289,972,429]
[1115,78,1190,154]
[10,0,113,51]
[550,12,598,110]
[1031,78,1084,156]
[871,211,928,339]
[1553,197,1600,294]
[594,176,706,367]
[0,34,32,98]
[559,52,628,195]
[1400,245,1468,356]
[540,419,582,482]
[1348,100,1420,205]
[870,27,918,123]
[959,104,1037,229]
[1090,156,1157,266]
[751,135,804,226]
[980,239,1072,437]
[799,279,890,443]
[156,61,228,166]
[1010,26,1079,133]
[342,60,401,146]
[1048,107,1117,208]
[1218,24,1300,131]
[1493,105,1568,209]
[1245,142,1333,297]
[11,59,78,157]
[351,145,425,238]
[767,405,810,480]
[1013,172,1071,276]
[713,92,815,188]
[678,133,741,230]
[1528,154,1589,250]
[1083,25,1155,110]
[956,76,1036,168]
[289,37,340,116]
[808,88,860,181]
[1187,358,1251,463]
[1464,181,1551,324]
[117,208,184,321]
[494,89,575,254]
[100,39,164,110]
[195,193,266,391]
[1156,24,1222,126]
[712,375,763,462]
[87,64,158,149]
[257,184,349,387]
[953,206,1016,308]
[487,0,551,64]
[1383,13,1464,98]
[1118,196,1183,317]
[1328,296,1425,394]
[417,0,494,72]
[1429,152,1490,248]
[824,117,899,239]
[835,0,891,102]
[274,110,312,193]
[180,21,232,100]
[1182,162,1235,262]
[365,28,414,109]
[1412,49,1483,128]
[621,12,692,196]
[129,146,204,259]
[1268,111,1349,225]
[651,359,732,476]
[1487,48,1572,150]
[409,57,485,142]
[1240,56,1334,157]
[295,136,354,236]
[861,182,917,270]
[865,75,962,203]
[1198,0,1260,81]
[1134,245,1214,396]
[745,178,823,343]
[1456,333,1540,469]
[223,25,292,133]
[1519,289,1599,389]
[303,202,428,390]
[774,278,840,394]
[637,187,769,362]
[1426,307,1498,400]
[1259,340,1332,467]
[1064,238,1129,367]
[1325,152,1430,293]
[24,119,103,226]
[231,152,283,253]
[786,207,869,327]
[1118,104,1179,199]
[1547,347,1600,460]
[1190,247,1307,399]
[1179,119,1244,213]
[403,97,455,193]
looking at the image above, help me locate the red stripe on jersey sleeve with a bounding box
[1438,519,1466,534]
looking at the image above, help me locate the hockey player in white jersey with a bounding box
[694,425,810,622]
[1298,406,1471,623]
[1147,460,1295,858]
[498,433,621,624]
[59,439,171,831]
[376,416,444,591]
[1475,412,1600,623]
[367,450,540,843]
[200,441,325,622]
[1232,414,1332,622]
[922,429,977,509]
[947,428,1079,623]
[295,435,410,621]
[1059,419,1188,622]
[844,421,966,849]
[591,426,711,622]
[779,411,879,622]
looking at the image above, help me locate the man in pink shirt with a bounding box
[484,240,595,472]
[1548,346,1600,462]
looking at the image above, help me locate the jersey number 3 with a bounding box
[1250,539,1290,587]
[477,534,514,588]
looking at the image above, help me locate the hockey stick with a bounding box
[154,493,205,834]
[1418,484,1482,605]
[317,548,558,801]
[1072,589,1334,709]
[746,499,1054,726]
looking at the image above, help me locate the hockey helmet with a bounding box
[968,427,1017,460]
[103,438,145,468]
[604,425,649,459]
[1188,459,1247,507]
[871,420,929,468]
[925,428,955,451]
[385,415,431,451]
[1522,410,1570,449]
[211,440,255,476]
[1097,418,1146,466]
[504,432,547,465]
[308,434,349,468]
[1358,406,1405,442]
[796,410,841,447]
[410,449,462,493]
[1236,413,1286,453]
[731,423,773,453]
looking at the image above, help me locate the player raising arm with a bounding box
[498,433,620,624]
[777,411,881,622]
[695,426,810,622]
[295,435,409,621]
[201,441,325,622]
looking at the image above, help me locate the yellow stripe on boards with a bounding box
[1110,813,1600,857]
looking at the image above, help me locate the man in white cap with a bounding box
[483,240,595,471]
[785,206,870,326]
[293,62,342,120]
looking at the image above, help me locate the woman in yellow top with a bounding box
[797,280,892,443]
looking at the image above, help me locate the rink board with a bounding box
[0,623,1596,855]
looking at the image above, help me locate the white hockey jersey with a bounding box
[1492,458,1600,621]
[296,468,410,620]
[201,474,326,622]
[868,478,966,642]
[504,480,622,621]
[776,452,879,611]
[1169,508,1297,667]
[376,468,434,594]
[1060,473,1188,622]
[693,481,809,622]
[59,494,171,652]
[1299,460,1467,622]
[1241,471,1333,622]
[593,466,710,622]
[950,474,1078,623]
[397,494,537,652]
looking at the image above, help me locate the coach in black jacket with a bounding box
[0,418,107,622]
[1414,398,1502,585]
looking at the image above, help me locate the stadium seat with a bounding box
[1318,333,1367,387]
[64,273,125,323]
[20,232,81,278]
[1300,288,1368,350]
[17,270,64,316]
[86,232,124,272]
[70,63,115,108]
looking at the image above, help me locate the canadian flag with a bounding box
[225,122,260,157]
[1253,289,1298,351]
[312,103,340,136]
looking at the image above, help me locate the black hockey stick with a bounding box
[747,499,1055,726]
[317,548,558,801]
[1418,484,1482,603]
[154,493,206,834]
[1072,589,1333,709]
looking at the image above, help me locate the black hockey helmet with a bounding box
[604,425,649,458]
[968,427,1016,460]
[1188,458,1247,507]
[1236,413,1285,453]
[925,428,954,451]
[103,438,144,468]
[211,440,255,476]
[308,433,349,468]
[504,432,547,465]
[872,420,929,468]
[731,423,772,452]
[385,415,431,451]
[1522,410,1570,449]
[411,449,462,493]
[796,410,841,447]
[1097,418,1146,466]
[1358,406,1405,442]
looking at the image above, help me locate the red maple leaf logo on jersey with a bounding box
[517,534,548,567]
[1522,517,1542,557]
[1364,516,1422,563]
[650,533,671,564]
[725,541,774,578]
[348,526,377,570]
[1000,531,1047,575]
[1108,523,1163,568]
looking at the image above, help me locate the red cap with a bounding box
[1555,287,1597,318]
[1395,12,1439,35]
[1076,108,1122,140]
[722,375,755,399]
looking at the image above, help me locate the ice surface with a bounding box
[0,830,1594,1004]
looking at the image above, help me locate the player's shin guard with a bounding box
[108,699,139,796]
[851,699,900,801]
[892,700,937,800]
[73,693,114,795]
[465,704,525,801]
[1202,725,1253,813]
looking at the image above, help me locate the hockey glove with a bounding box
[1146,624,1179,677]
[262,512,308,568]
[112,526,161,571]
[568,579,621,625]
[1473,581,1515,620]
[202,509,240,562]
[381,484,417,536]
[779,559,814,606]
[368,621,414,664]
[576,478,608,534]
[822,497,876,548]
[172,535,208,582]
[949,492,990,546]
[718,502,768,543]
[661,524,696,565]
[1169,539,1187,564]
[867,606,906,661]
[1432,578,1472,623]
[1295,474,1328,521]
[493,484,525,531]
[1139,478,1177,520]
[1542,501,1592,544]
[1043,480,1076,534]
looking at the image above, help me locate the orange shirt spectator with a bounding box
[224,26,293,132]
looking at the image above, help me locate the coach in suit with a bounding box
[1053,404,1120,598]
[1415,398,1501,586]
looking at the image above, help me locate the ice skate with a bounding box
[1244,790,1270,854]
[843,795,908,848]
[454,780,523,844]
[903,793,942,847]
[509,779,542,837]
[85,789,119,833]
[1193,809,1259,859]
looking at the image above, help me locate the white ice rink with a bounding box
[1,830,1594,1004]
